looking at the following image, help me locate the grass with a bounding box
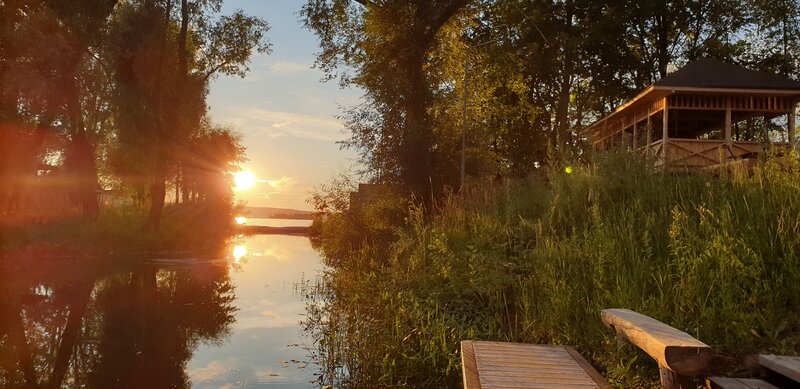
[1,200,236,259]
[304,151,800,388]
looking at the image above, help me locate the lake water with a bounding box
[0,220,324,388]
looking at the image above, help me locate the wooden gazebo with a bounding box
[586,59,800,169]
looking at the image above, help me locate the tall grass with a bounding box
[305,152,800,388]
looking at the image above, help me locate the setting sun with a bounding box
[233,170,256,191]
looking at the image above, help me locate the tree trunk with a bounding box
[145,154,167,231]
[555,0,575,152]
[656,13,670,78]
[400,42,435,202]
[66,74,100,217]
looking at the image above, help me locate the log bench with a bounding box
[601,308,713,389]
[461,340,611,388]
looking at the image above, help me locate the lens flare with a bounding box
[235,216,247,225]
[233,170,256,191]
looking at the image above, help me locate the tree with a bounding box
[302,0,470,201]
[106,0,269,230]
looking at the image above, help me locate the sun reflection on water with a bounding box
[232,245,248,263]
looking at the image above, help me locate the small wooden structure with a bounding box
[601,308,713,388]
[758,355,800,385]
[461,340,610,388]
[586,59,800,169]
[707,377,779,389]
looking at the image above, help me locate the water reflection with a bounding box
[232,244,248,263]
[0,233,322,388]
[0,259,235,389]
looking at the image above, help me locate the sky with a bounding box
[207,0,361,211]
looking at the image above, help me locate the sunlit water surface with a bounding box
[188,233,321,388]
[0,219,322,389]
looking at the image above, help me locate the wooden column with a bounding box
[646,112,652,156]
[724,98,732,143]
[662,100,669,165]
[633,120,639,150]
[790,104,797,151]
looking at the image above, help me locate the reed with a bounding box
[305,152,800,388]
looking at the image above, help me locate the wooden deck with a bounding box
[461,341,610,389]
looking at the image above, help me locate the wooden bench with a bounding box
[601,308,713,389]
[461,340,611,388]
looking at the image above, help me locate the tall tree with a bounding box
[106,0,269,230]
[302,0,470,201]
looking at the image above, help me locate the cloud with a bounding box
[265,61,311,75]
[188,358,238,382]
[266,176,296,190]
[230,107,345,142]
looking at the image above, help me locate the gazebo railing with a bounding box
[640,138,789,169]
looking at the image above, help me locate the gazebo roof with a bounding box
[655,58,800,90]
[586,59,800,134]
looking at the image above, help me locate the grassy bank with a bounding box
[306,152,800,388]
[2,201,236,259]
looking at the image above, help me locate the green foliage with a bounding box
[1,0,267,229]
[306,153,800,388]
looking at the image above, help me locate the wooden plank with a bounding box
[601,309,712,376]
[707,377,780,389]
[462,341,610,389]
[758,354,800,383]
[565,346,612,389]
[462,341,481,389]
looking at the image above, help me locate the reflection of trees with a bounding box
[0,261,236,389]
[1,269,94,389]
[89,264,236,388]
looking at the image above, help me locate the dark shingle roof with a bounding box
[654,58,800,90]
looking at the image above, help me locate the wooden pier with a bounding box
[461,341,610,388]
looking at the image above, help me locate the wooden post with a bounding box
[660,366,697,389]
[633,120,639,150]
[662,100,669,166]
[724,98,732,143]
[725,98,732,162]
[646,112,652,156]
[789,104,796,151]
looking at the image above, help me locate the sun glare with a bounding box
[233,170,256,191]
[233,245,248,263]
[235,216,247,225]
